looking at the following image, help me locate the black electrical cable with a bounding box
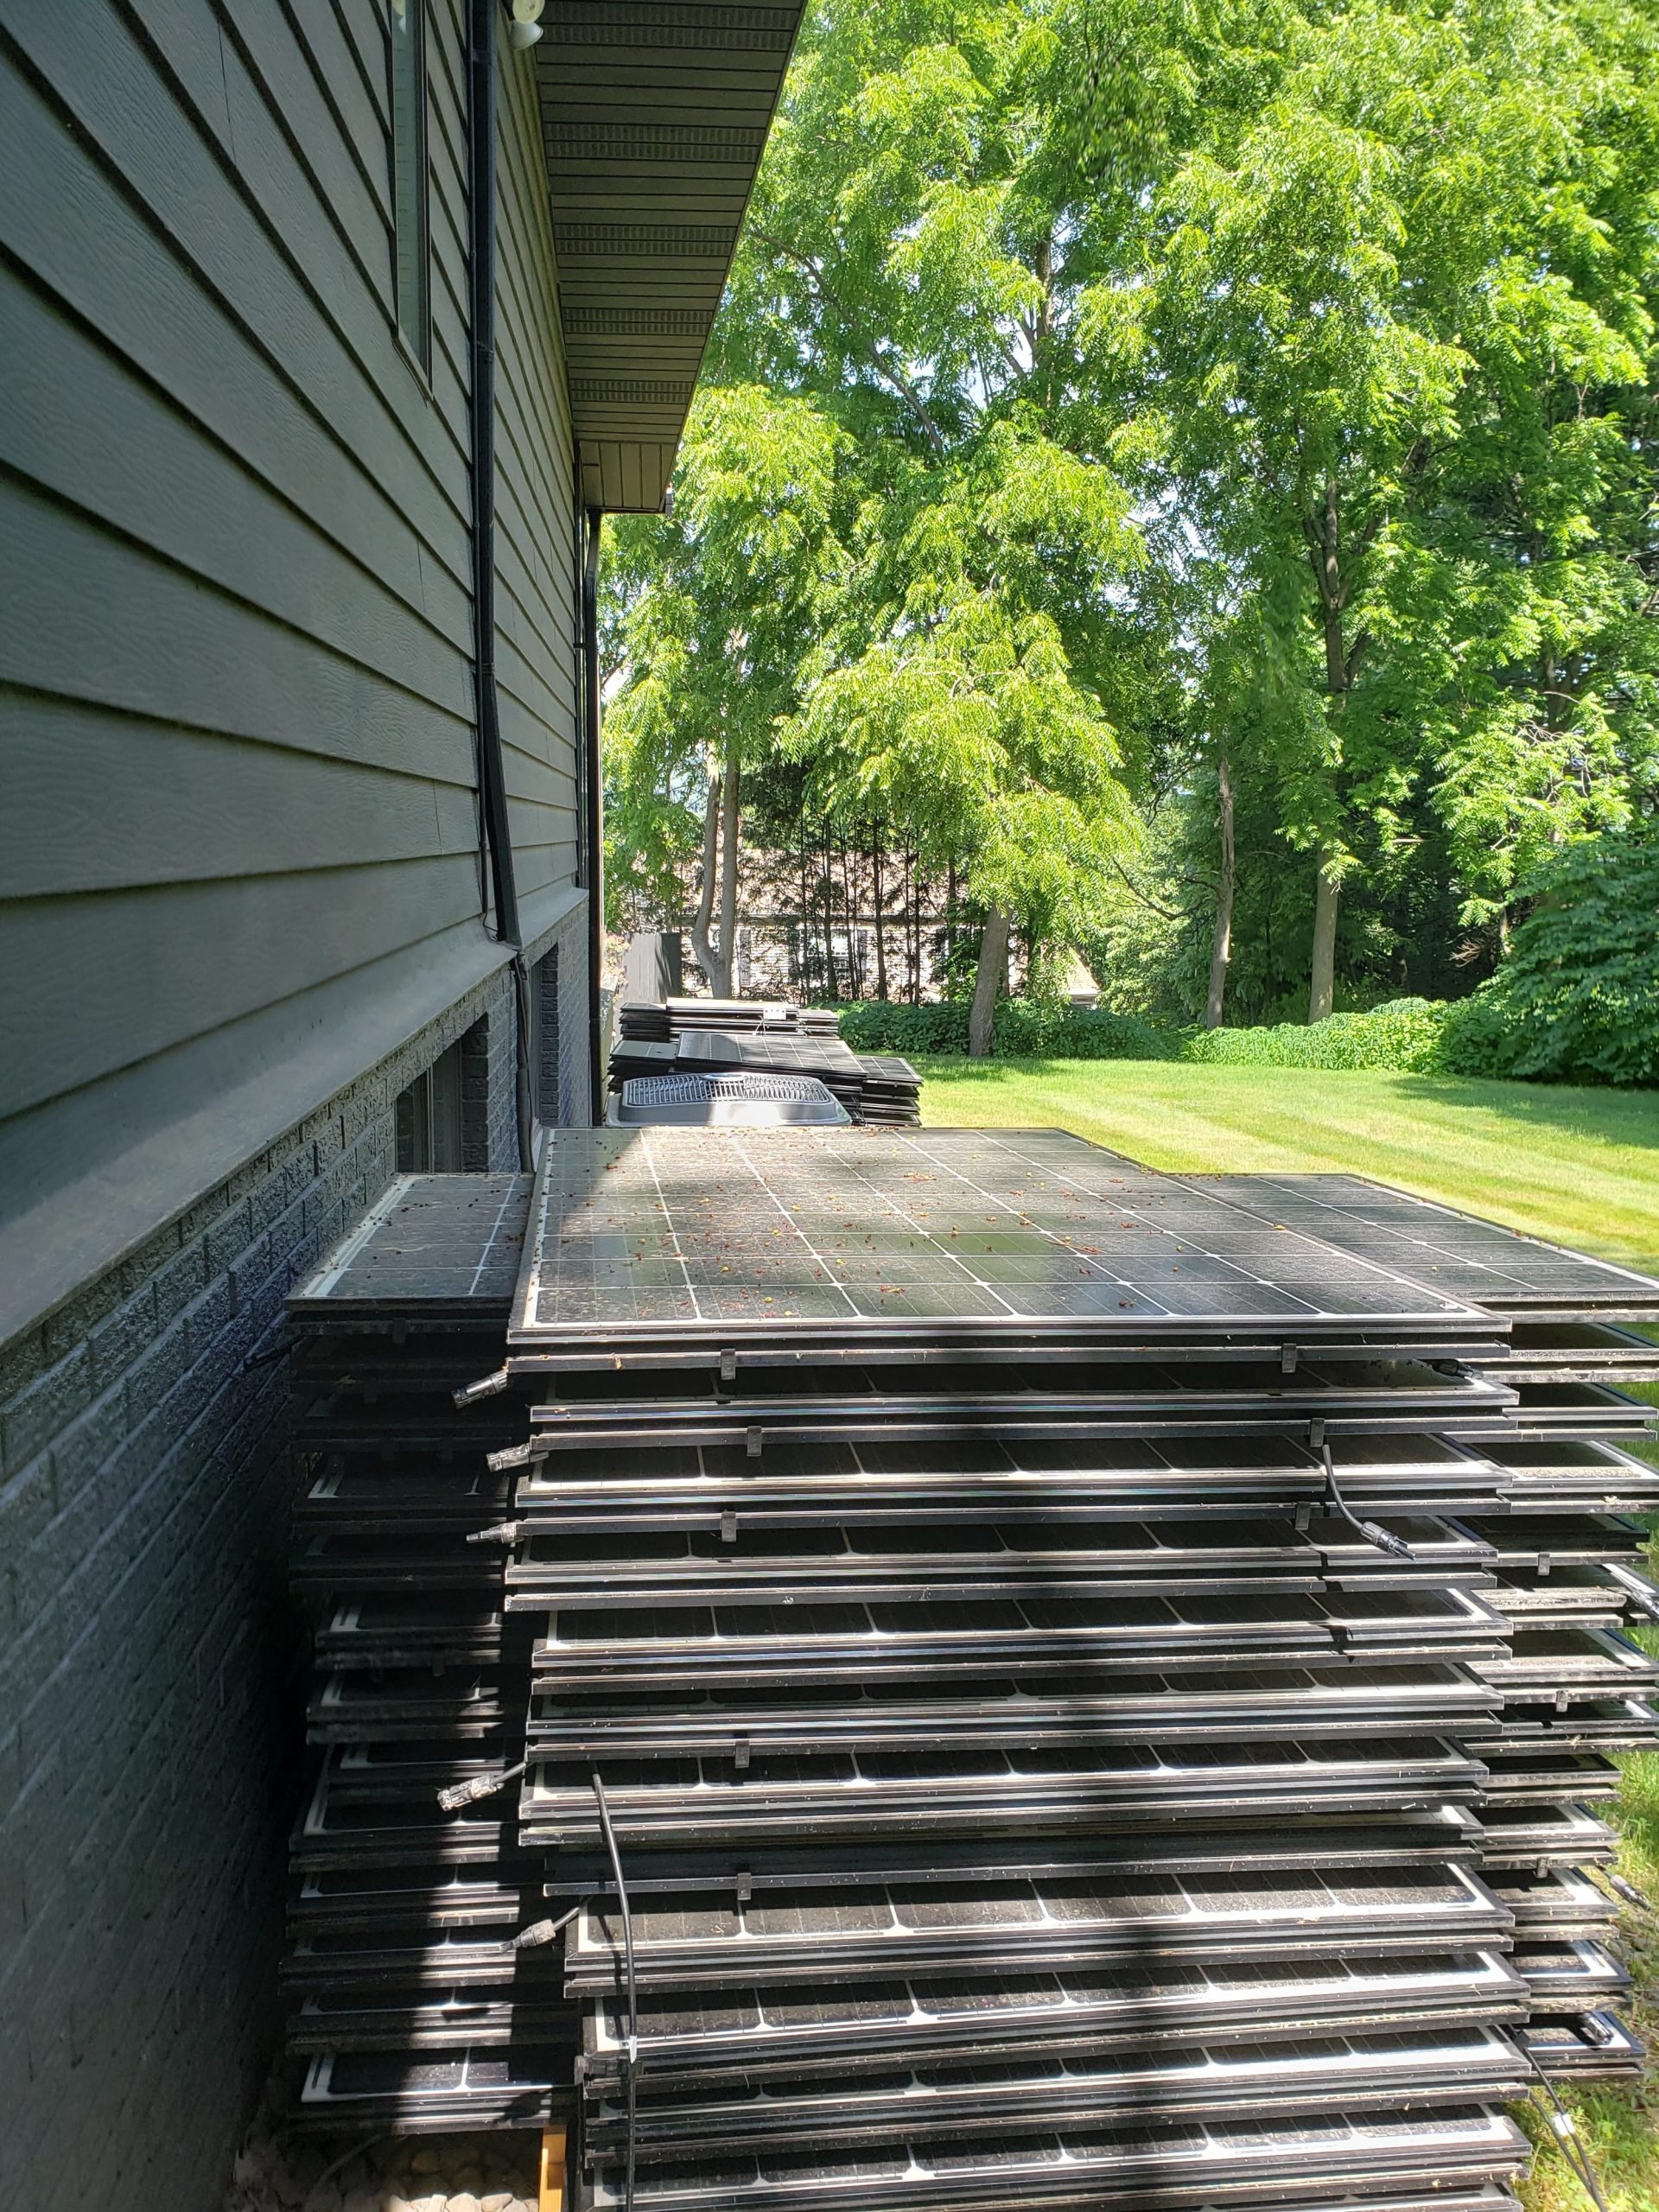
[592,1770,638,2212]
[1320,1441,1418,1560]
[1510,2031,1612,2212]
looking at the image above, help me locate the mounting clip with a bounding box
[1294,1503,1312,1533]
[720,1510,738,1545]
[734,1738,750,1772]
[1281,1343,1300,1376]
[1307,1419,1326,1449]
[746,1427,763,1460]
[720,1347,737,1384]
[734,1867,753,1904]
[1536,1553,1552,1580]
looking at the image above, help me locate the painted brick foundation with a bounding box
[0,918,585,2212]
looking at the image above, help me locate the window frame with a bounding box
[387,0,432,378]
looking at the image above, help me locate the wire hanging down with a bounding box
[593,1772,639,2212]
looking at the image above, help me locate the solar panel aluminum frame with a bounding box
[518,1374,1520,1460]
[307,1667,519,1742]
[1466,1696,1659,1755]
[561,1865,1511,1992]
[509,1452,1515,1532]
[295,2047,563,2132]
[507,1131,1505,1361]
[1487,1321,1659,1383]
[1471,1751,1619,1804]
[1520,2011,1644,2076]
[501,1516,1496,1612]
[1491,1867,1616,1939]
[288,1863,540,1936]
[529,1586,1511,1694]
[285,1986,570,2053]
[283,1925,563,1992]
[1478,1802,1617,1868]
[537,1815,1487,1899]
[581,2107,1532,2212]
[578,1949,1530,2087]
[524,1667,1499,1760]
[1511,1939,1629,2001]
[582,2026,1531,2158]
[1482,1624,1657,1696]
[519,1738,1487,1851]
[291,1760,512,1872]
[501,1326,1512,1377]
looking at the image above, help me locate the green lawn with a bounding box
[917,1058,1659,1273]
[917,1055,1659,2210]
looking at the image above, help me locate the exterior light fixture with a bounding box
[506,0,544,48]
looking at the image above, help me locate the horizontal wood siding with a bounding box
[493,16,582,906]
[0,0,583,1310]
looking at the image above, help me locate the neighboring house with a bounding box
[0,3,797,2204]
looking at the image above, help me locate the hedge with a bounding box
[833,982,1656,1085]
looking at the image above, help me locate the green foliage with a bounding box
[602,0,1659,1028]
[601,386,849,931]
[1184,1000,1449,1071]
[834,1000,1173,1058]
[1437,829,1659,1084]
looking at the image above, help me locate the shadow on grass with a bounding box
[1391,1074,1659,1151]
[917,1054,1659,1151]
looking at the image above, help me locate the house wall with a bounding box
[0,0,587,1347]
[0,1,589,2202]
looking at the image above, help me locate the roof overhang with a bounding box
[533,1,804,513]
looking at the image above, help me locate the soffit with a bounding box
[533,1,804,512]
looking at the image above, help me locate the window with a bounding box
[388,0,429,368]
[396,1040,464,1171]
[531,949,563,1128]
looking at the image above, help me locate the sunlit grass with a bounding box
[916,1054,1659,2204]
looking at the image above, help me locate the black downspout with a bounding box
[582,505,605,1124]
[467,0,531,1165]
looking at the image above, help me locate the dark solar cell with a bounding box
[511,1131,1492,1344]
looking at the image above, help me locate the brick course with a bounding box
[0,955,553,2212]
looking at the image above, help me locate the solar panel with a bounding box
[1182,1173,1659,1317]
[583,2026,1529,2156]
[278,1149,1658,2155]
[580,1952,1529,2082]
[290,1173,531,1314]
[508,1131,1499,1351]
[563,1865,1507,1991]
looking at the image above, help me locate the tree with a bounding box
[1069,0,1659,1014]
[716,0,1157,1042]
[601,386,847,988]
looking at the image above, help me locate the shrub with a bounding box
[833,1000,1173,1059]
[1433,830,1659,1087]
[1182,999,1449,1072]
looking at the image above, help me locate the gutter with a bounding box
[467,0,532,1164]
[582,505,604,1122]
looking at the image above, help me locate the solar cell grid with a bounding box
[292,1174,531,1311]
[512,1131,1493,1343]
[1185,1173,1659,1314]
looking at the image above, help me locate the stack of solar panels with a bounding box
[1179,1173,1659,2080]
[615,998,842,1042]
[484,1128,1659,2212]
[281,1173,570,2136]
[610,1001,922,1124]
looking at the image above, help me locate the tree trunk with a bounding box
[714,751,741,997]
[1308,856,1338,1023]
[1204,753,1236,1030]
[689,773,722,991]
[969,908,1011,1058]
[873,829,889,1001]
